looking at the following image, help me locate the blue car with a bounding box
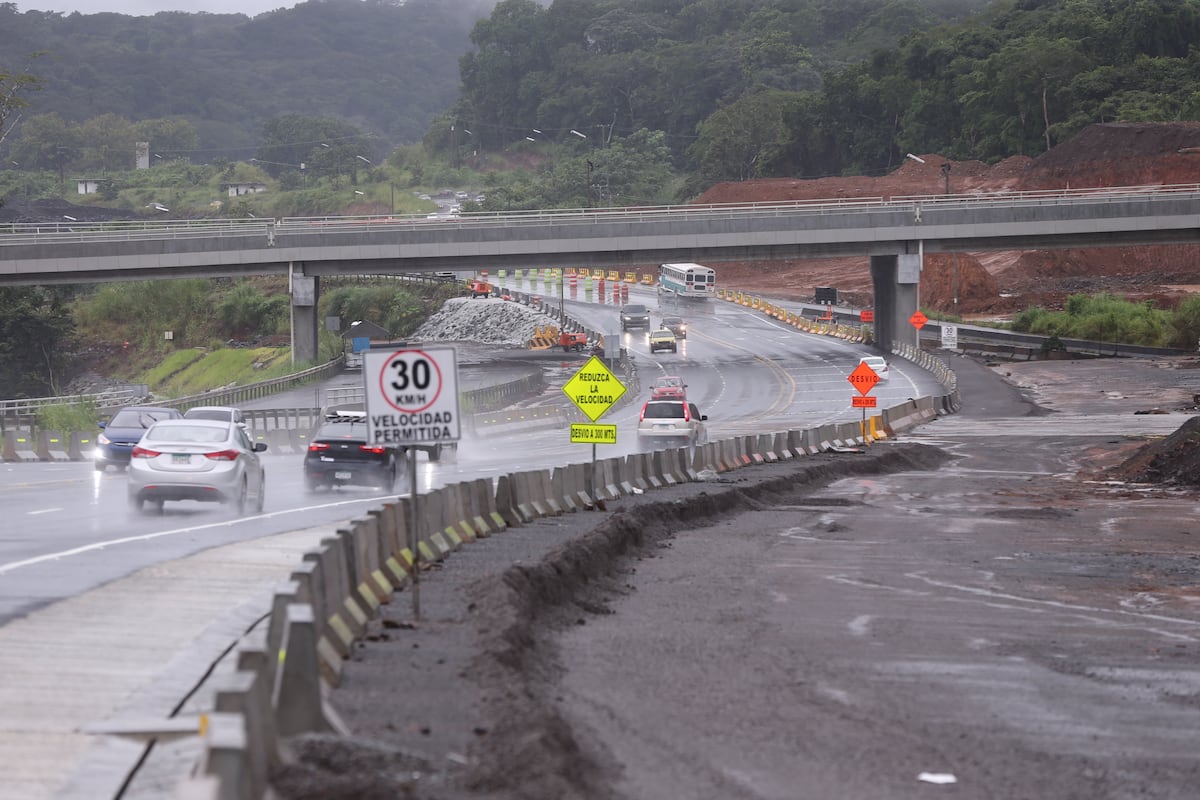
[95,405,182,472]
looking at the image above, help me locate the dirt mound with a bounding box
[0,197,136,224]
[701,123,1200,315]
[1104,415,1200,486]
[1019,122,1200,190]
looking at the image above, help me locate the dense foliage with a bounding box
[442,0,1200,183]
[0,286,77,397]
[1011,293,1200,350]
[0,0,494,159]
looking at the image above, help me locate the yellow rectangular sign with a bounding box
[570,423,618,444]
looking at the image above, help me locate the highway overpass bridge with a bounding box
[4,184,1200,360]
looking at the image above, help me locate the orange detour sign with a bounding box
[860,309,875,323]
[909,310,928,329]
[848,361,880,395]
[852,395,878,408]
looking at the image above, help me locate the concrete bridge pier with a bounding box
[290,264,320,366]
[869,250,921,353]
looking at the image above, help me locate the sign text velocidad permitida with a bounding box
[370,412,454,443]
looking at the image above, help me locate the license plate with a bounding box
[172,454,190,464]
[335,471,352,480]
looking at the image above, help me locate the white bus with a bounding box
[659,262,716,299]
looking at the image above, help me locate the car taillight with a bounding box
[308,442,331,452]
[204,449,239,461]
[131,445,160,459]
[359,444,387,455]
[639,402,648,421]
[683,404,691,421]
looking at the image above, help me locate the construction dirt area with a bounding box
[702,122,1200,319]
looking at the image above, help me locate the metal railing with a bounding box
[0,385,149,417]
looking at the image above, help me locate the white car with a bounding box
[637,399,707,449]
[183,405,246,426]
[127,419,267,515]
[859,355,890,381]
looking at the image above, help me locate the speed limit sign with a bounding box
[362,347,460,446]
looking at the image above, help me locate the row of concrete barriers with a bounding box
[169,374,959,799]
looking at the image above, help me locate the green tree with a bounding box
[690,90,804,183]
[76,113,139,171]
[0,52,42,149]
[133,117,200,157]
[0,286,77,398]
[8,112,77,171]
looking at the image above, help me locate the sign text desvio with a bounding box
[362,347,461,446]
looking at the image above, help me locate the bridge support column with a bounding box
[289,264,320,367]
[870,250,920,353]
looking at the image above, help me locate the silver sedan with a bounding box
[126,419,267,515]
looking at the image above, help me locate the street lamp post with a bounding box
[942,162,959,315]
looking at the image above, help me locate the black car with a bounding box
[95,405,183,472]
[661,315,687,338]
[303,411,400,492]
[620,304,651,330]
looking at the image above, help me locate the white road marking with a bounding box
[27,507,63,516]
[0,495,393,576]
[848,614,873,636]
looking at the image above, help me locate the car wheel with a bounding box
[427,445,440,463]
[128,494,142,512]
[95,462,106,473]
[234,478,248,516]
[255,472,265,513]
[305,477,321,493]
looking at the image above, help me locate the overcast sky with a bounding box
[16,0,299,15]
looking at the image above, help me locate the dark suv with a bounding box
[620,304,651,331]
[303,411,400,492]
[95,405,183,472]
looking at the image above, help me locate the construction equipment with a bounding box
[469,280,492,298]
[558,331,588,352]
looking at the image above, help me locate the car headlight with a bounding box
[97,433,110,445]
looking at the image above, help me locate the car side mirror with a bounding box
[700,414,708,421]
[253,442,268,452]
[98,421,106,429]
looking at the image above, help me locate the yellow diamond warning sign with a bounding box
[563,356,627,422]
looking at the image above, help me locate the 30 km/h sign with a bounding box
[848,361,881,395]
[562,356,627,422]
[362,347,461,445]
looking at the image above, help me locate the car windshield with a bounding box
[643,402,685,419]
[663,317,683,325]
[144,423,230,444]
[108,409,175,428]
[623,305,647,313]
[654,377,683,388]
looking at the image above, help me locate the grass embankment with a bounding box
[38,346,301,432]
[143,346,297,397]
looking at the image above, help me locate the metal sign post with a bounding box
[362,346,461,622]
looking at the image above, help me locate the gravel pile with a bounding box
[412,297,563,346]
